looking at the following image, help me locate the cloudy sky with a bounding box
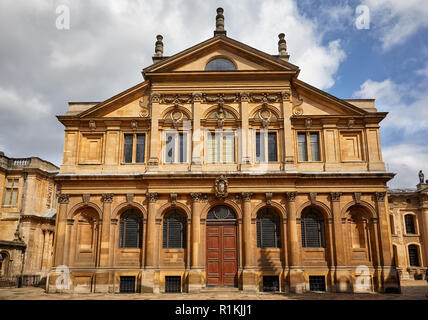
[0,0,427,188]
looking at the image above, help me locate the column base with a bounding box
[141,269,160,293]
[188,269,203,293]
[242,269,258,292]
[94,271,109,293]
[334,269,352,293]
[288,268,305,293]
[381,267,401,293]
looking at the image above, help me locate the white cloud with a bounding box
[362,0,428,50]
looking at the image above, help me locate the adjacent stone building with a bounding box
[47,8,401,294]
[388,176,428,281]
[0,152,58,285]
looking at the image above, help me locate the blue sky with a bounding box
[0,0,427,188]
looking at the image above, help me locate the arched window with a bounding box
[404,214,416,234]
[257,208,281,248]
[408,244,420,266]
[119,209,143,248]
[301,207,325,248]
[0,252,9,277]
[207,205,236,220]
[205,58,236,71]
[163,210,186,248]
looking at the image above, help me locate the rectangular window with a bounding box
[255,131,278,163]
[123,133,146,164]
[119,276,136,293]
[309,276,326,292]
[207,131,235,164]
[165,276,181,293]
[263,276,280,292]
[165,132,188,163]
[298,132,321,162]
[4,178,19,206]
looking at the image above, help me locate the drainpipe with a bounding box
[15,171,28,287]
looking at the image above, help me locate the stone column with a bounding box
[240,93,251,168]
[147,93,160,169]
[143,192,158,293]
[41,230,50,271]
[54,194,69,266]
[63,219,74,266]
[282,91,296,171]
[94,194,113,293]
[241,192,257,291]
[191,93,202,171]
[188,193,202,292]
[47,231,53,270]
[286,192,304,292]
[375,192,399,292]
[330,192,348,292]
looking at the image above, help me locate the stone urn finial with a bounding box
[278,33,290,61]
[155,34,163,57]
[214,7,227,36]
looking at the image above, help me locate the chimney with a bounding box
[214,7,227,36]
[278,33,290,61]
[152,34,164,63]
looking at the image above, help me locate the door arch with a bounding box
[206,205,238,287]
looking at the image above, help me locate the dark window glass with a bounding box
[136,134,145,163]
[166,133,175,163]
[298,133,308,161]
[263,276,279,292]
[405,215,416,234]
[309,276,326,291]
[178,133,187,163]
[163,210,186,249]
[268,132,278,162]
[309,132,320,161]
[124,134,133,163]
[119,276,135,293]
[257,208,281,248]
[408,245,420,266]
[205,58,236,71]
[256,132,263,162]
[207,205,236,220]
[165,276,181,293]
[119,210,142,248]
[301,208,325,248]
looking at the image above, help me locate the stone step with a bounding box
[200,287,241,293]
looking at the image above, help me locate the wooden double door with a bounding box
[206,222,238,287]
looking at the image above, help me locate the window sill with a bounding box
[302,248,325,252]
[404,233,420,237]
[121,162,146,165]
[162,248,185,253]
[118,248,142,252]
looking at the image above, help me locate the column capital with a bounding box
[150,92,161,103]
[240,92,250,102]
[285,192,297,201]
[192,92,203,102]
[241,192,253,202]
[374,192,386,202]
[146,192,159,203]
[58,194,70,204]
[101,193,114,203]
[265,192,273,205]
[330,192,342,202]
[190,192,203,203]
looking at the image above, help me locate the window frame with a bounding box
[404,214,417,235]
[256,208,282,248]
[296,131,322,162]
[301,208,326,248]
[2,177,20,207]
[122,132,147,164]
[163,130,190,164]
[119,210,143,249]
[205,130,237,164]
[204,57,237,71]
[254,130,279,163]
[162,210,187,249]
[408,244,420,267]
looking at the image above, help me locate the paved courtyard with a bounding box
[0,280,427,300]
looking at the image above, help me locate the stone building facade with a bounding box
[0,152,58,285]
[388,178,428,281]
[47,9,400,294]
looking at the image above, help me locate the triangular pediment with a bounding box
[143,35,300,75]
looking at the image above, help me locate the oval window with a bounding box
[205,58,236,71]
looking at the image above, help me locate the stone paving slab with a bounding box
[0,285,427,300]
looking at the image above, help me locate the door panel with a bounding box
[206,224,237,287]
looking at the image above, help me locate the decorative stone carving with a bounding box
[291,85,303,107]
[419,170,424,184]
[330,192,342,202]
[305,118,312,128]
[240,92,250,102]
[233,194,242,203]
[170,193,178,205]
[131,120,138,130]
[292,106,303,116]
[281,91,291,101]
[203,93,237,104]
[241,192,253,202]
[190,192,203,202]
[374,192,386,202]
[251,93,279,105]
[82,194,90,205]
[163,94,191,107]
[214,7,226,36]
[58,194,70,204]
[192,92,202,102]
[354,192,362,204]
[285,192,297,201]
[215,175,229,199]
[309,192,317,204]
[150,93,161,103]
[259,108,272,128]
[146,192,158,203]
[126,193,134,204]
[89,120,96,130]
[171,110,183,128]
[278,33,289,60]
[347,118,355,128]
[154,34,163,57]
[101,193,113,203]
[216,106,226,128]
[266,192,273,205]
[139,100,150,118]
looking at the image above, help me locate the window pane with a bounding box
[405,215,416,234]
[268,132,278,162]
[4,189,11,205]
[163,212,186,249]
[223,133,235,163]
[178,133,187,163]
[124,134,133,163]
[256,132,265,162]
[11,189,18,206]
[298,133,308,161]
[408,245,420,266]
[205,58,236,71]
[135,134,145,163]
[257,209,281,248]
[207,132,217,164]
[310,132,320,161]
[6,179,13,187]
[166,133,175,163]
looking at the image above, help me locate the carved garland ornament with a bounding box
[214,175,229,199]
